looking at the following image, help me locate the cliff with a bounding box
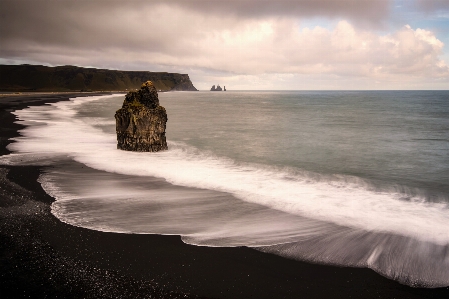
[115,81,168,152]
[0,64,197,92]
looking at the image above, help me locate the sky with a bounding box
[1,0,448,90]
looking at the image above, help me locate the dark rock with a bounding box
[123,81,160,109]
[210,84,223,91]
[0,64,198,92]
[115,81,168,152]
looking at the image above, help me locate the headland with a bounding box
[0,64,198,92]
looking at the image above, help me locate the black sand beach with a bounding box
[1,93,448,299]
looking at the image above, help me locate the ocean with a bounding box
[1,91,448,287]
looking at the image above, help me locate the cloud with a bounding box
[168,0,391,24]
[198,20,449,79]
[0,0,390,50]
[0,0,392,25]
[0,0,448,89]
[416,0,449,11]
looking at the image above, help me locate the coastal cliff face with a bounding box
[0,64,197,92]
[115,81,168,152]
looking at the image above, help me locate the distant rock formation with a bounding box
[0,64,198,92]
[224,86,226,91]
[115,81,168,152]
[210,84,223,91]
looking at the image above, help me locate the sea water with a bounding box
[1,91,448,287]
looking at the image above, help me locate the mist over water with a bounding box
[1,91,449,287]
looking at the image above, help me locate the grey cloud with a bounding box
[167,0,391,22]
[0,0,392,64]
[0,2,168,50]
[416,0,449,11]
[0,0,446,56]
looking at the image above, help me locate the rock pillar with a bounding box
[115,81,168,152]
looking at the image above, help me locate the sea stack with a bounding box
[115,81,168,152]
[210,84,223,91]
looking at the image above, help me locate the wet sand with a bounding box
[1,93,448,298]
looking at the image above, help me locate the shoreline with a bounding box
[1,93,448,298]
